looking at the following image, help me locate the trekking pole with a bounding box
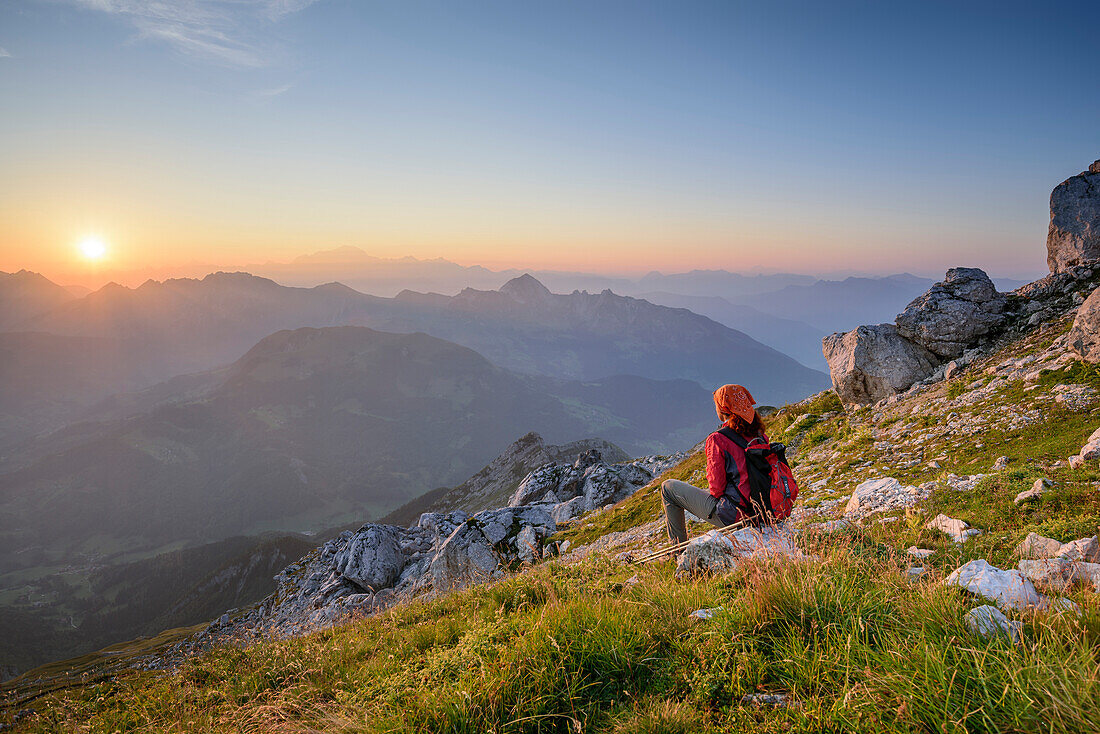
[632,518,752,565]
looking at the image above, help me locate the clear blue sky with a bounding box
[1,0,1098,284]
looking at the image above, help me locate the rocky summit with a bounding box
[1047,160,1100,272]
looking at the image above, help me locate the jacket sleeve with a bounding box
[705,434,726,498]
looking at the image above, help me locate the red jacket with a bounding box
[706,427,766,505]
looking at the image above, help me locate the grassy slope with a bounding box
[4,320,1100,732]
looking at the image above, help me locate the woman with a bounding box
[660,383,766,544]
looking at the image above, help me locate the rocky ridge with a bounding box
[199,447,683,642]
[381,432,631,525]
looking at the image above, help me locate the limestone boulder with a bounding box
[1015,532,1063,559]
[843,477,929,519]
[822,324,939,404]
[580,463,633,510]
[428,506,556,591]
[550,496,586,523]
[964,605,1021,643]
[332,524,406,592]
[944,559,1044,611]
[675,530,738,577]
[1047,160,1100,272]
[509,463,576,506]
[1055,535,1100,563]
[1017,558,1078,593]
[895,268,1008,360]
[1068,288,1100,363]
[926,513,981,543]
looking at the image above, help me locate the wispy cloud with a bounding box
[254,82,293,98]
[0,47,11,58]
[69,1,320,68]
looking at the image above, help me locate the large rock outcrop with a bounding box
[895,268,1007,359]
[822,324,939,404]
[1047,160,1100,273]
[1068,287,1100,362]
[205,508,558,638]
[508,448,686,521]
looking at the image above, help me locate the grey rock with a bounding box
[992,456,1009,471]
[675,530,738,577]
[332,525,405,592]
[926,513,981,543]
[417,511,469,542]
[1068,287,1100,363]
[964,605,1021,642]
[1047,161,1100,272]
[740,693,795,708]
[429,521,501,592]
[551,495,587,523]
[1015,532,1063,559]
[945,559,1044,611]
[1017,557,1079,593]
[822,324,939,404]
[509,463,576,506]
[844,477,930,519]
[513,524,541,563]
[581,463,632,510]
[1055,535,1100,563]
[895,268,1008,359]
[1013,487,1043,505]
[428,506,557,591]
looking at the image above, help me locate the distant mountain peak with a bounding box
[499,274,552,301]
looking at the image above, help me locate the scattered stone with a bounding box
[740,693,796,708]
[927,460,942,470]
[896,268,1008,360]
[1014,479,1051,505]
[992,456,1010,471]
[945,559,1044,611]
[1044,597,1082,616]
[844,477,930,519]
[926,514,981,543]
[822,324,939,404]
[1076,562,1100,592]
[942,474,987,492]
[1055,535,1100,563]
[964,605,1022,643]
[1015,532,1064,559]
[907,547,935,559]
[1017,558,1079,593]
[906,566,928,580]
[688,606,723,621]
[944,360,961,380]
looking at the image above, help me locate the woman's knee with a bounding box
[660,479,674,502]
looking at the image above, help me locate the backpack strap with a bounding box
[717,427,766,449]
[716,426,747,448]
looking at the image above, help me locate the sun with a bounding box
[78,237,108,261]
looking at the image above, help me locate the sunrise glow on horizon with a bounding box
[2,1,1099,289]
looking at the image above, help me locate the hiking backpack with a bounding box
[716,427,799,525]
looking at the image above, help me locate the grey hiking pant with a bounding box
[661,479,726,544]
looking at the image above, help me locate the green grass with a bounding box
[12,325,1100,733]
[7,540,1097,734]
